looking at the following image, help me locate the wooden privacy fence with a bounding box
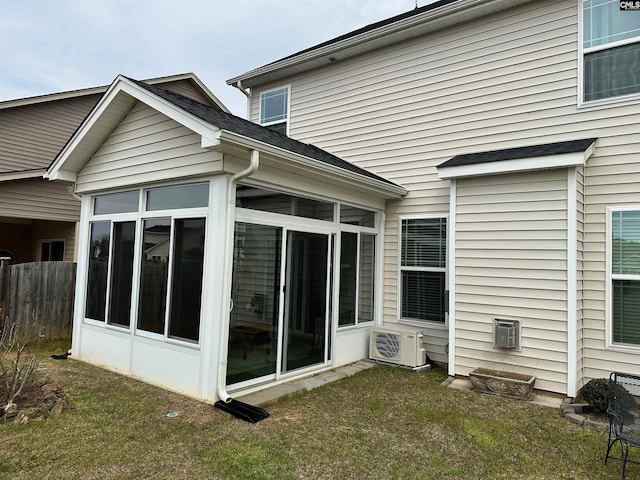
[0,261,76,339]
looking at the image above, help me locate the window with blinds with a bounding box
[611,209,640,346]
[400,218,447,323]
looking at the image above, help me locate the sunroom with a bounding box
[46,76,406,403]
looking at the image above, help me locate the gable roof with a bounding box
[47,76,406,198]
[0,73,228,181]
[437,139,598,179]
[133,80,401,187]
[228,0,534,88]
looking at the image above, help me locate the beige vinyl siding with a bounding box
[0,178,80,222]
[244,0,640,386]
[454,170,569,393]
[76,102,222,193]
[0,95,102,173]
[31,220,77,262]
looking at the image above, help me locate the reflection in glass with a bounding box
[358,234,375,323]
[227,223,282,385]
[340,205,376,227]
[339,233,357,326]
[236,185,334,221]
[86,222,111,321]
[169,218,206,341]
[146,183,209,211]
[138,218,170,334]
[108,222,135,327]
[284,231,328,373]
[94,191,139,215]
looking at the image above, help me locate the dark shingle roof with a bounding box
[132,79,401,188]
[438,139,598,169]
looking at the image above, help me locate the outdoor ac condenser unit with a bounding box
[369,324,427,368]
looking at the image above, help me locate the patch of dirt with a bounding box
[0,381,66,424]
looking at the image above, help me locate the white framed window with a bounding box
[259,86,289,135]
[580,0,640,104]
[399,216,447,324]
[85,183,208,344]
[39,239,65,261]
[607,206,640,349]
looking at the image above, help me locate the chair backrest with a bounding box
[608,372,640,445]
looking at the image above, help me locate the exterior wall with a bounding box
[75,102,223,193]
[454,169,569,394]
[0,178,80,222]
[0,95,102,173]
[247,0,640,389]
[31,220,77,262]
[157,79,221,108]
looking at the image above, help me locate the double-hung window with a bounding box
[260,86,289,135]
[400,217,447,324]
[85,183,208,343]
[610,208,640,347]
[582,0,640,102]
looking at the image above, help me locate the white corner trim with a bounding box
[448,179,457,377]
[437,150,593,180]
[566,169,578,398]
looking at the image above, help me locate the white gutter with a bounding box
[203,130,407,199]
[217,149,260,403]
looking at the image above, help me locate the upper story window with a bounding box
[260,86,289,135]
[582,0,640,102]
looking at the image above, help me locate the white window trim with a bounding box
[577,0,640,109]
[259,85,291,135]
[397,213,449,329]
[605,205,640,352]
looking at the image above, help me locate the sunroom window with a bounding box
[260,87,289,135]
[86,184,207,343]
[582,0,640,102]
[611,209,640,346]
[400,218,447,323]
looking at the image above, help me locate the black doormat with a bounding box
[214,399,269,423]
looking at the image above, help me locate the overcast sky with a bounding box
[0,0,429,116]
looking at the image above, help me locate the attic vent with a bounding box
[494,319,520,350]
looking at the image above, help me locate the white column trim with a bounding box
[448,179,457,376]
[567,169,578,397]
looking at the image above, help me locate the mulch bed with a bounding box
[0,381,66,424]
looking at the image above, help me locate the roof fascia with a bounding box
[46,76,221,181]
[0,169,45,182]
[437,145,596,180]
[227,0,532,88]
[0,73,223,111]
[203,131,407,199]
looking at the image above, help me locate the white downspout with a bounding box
[233,80,251,120]
[217,149,260,403]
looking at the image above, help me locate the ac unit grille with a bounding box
[374,332,401,359]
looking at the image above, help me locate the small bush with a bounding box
[578,378,635,413]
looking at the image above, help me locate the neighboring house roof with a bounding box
[0,73,228,181]
[47,76,406,198]
[133,80,402,187]
[227,0,534,88]
[437,139,598,179]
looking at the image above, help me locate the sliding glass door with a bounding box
[227,223,331,387]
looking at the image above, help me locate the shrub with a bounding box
[578,378,635,414]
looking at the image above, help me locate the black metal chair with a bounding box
[606,372,640,479]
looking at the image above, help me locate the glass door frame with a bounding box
[228,209,336,391]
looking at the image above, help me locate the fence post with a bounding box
[0,257,9,325]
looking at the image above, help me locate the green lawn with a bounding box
[0,340,633,479]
